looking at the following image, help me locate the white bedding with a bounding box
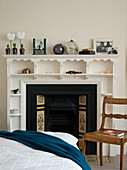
[0,132,82,170]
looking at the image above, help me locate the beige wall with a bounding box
[125,0,127,131]
[0,0,126,130]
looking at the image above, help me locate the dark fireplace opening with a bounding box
[26,84,97,155]
[45,95,79,137]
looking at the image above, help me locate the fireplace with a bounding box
[26,84,97,154]
[45,95,79,137]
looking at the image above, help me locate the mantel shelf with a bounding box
[3,54,119,62]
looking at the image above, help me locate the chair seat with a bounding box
[83,129,127,145]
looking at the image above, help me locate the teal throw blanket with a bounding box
[0,130,91,170]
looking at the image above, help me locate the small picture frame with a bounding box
[93,39,113,54]
[33,38,46,55]
[107,47,118,54]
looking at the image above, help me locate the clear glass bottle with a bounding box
[5,44,11,55]
[20,44,25,55]
[12,43,17,55]
[64,39,79,54]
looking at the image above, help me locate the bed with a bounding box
[0,130,91,170]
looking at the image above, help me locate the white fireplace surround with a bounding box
[3,54,118,156]
[21,80,101,130]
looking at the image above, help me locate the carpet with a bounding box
[86,155,111,163]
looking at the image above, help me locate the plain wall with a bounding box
[0,0,126,155]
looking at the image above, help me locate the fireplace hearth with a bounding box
[26,84,97,154]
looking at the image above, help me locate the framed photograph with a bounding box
[93,39,113,54]
[33,38,46,55]
[35,40,44,50]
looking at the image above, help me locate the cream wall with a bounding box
[0,0,126,134]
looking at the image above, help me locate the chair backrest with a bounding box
[100,96,127,129]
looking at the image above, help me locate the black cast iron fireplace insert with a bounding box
[26,84,97,155]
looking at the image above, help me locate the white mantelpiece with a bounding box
[3,54,118,129]
[3,54,118,155]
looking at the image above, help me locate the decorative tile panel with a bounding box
[37,110,45,131]
[79,95,87,134]
[78,95,87,149]
[37,95,45,105]
[79,110,86,133]
[79,95,86,105]
[37,95,45,131]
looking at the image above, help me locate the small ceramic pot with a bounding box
[10,109,18,114]
[22,68,31,74]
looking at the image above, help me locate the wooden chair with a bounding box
[82,96,127,170]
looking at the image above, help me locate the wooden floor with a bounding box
[89,155,127,170]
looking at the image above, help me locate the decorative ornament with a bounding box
[20,44,25,55]
[12,43,17,55]
[16,32,25,47]
[64,39,79,54]
[11,88,19,94]
[53,43,64,54]
[5,44,11,55]
[22,68,31,74]
[7,33,15,52]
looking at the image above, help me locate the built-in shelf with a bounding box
[10,113,21,117]
[63,73,87,76]
[63,73,113,76]
[10,73,34,77]
[101,93,113,97]
[10,94,21,97]
[10,73,113,77]
[35,73,60,76]
[87,73,113,76]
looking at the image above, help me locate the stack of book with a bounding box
[79,48,95,55]
[66,71,82,74]
[103,130,124,137]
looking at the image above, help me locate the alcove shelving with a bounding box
[3,54,118,131]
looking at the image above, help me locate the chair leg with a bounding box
[100,143,103,166]
[120,144,124,170]
[82,136,86,157]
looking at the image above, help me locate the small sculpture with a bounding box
[64,39,79,54]
[108,48,118,54]
[10,108,18,114]
[22,68,31,74]
[12,43,17,55]
[66,71,82,74]
[7,33,15,53]
[11,88,19,94]
[5,44,11,55]
[20,44,25,55]
[53,44,64,54]
[16,32,25,48]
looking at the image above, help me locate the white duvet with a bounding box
[0,132,82,170]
